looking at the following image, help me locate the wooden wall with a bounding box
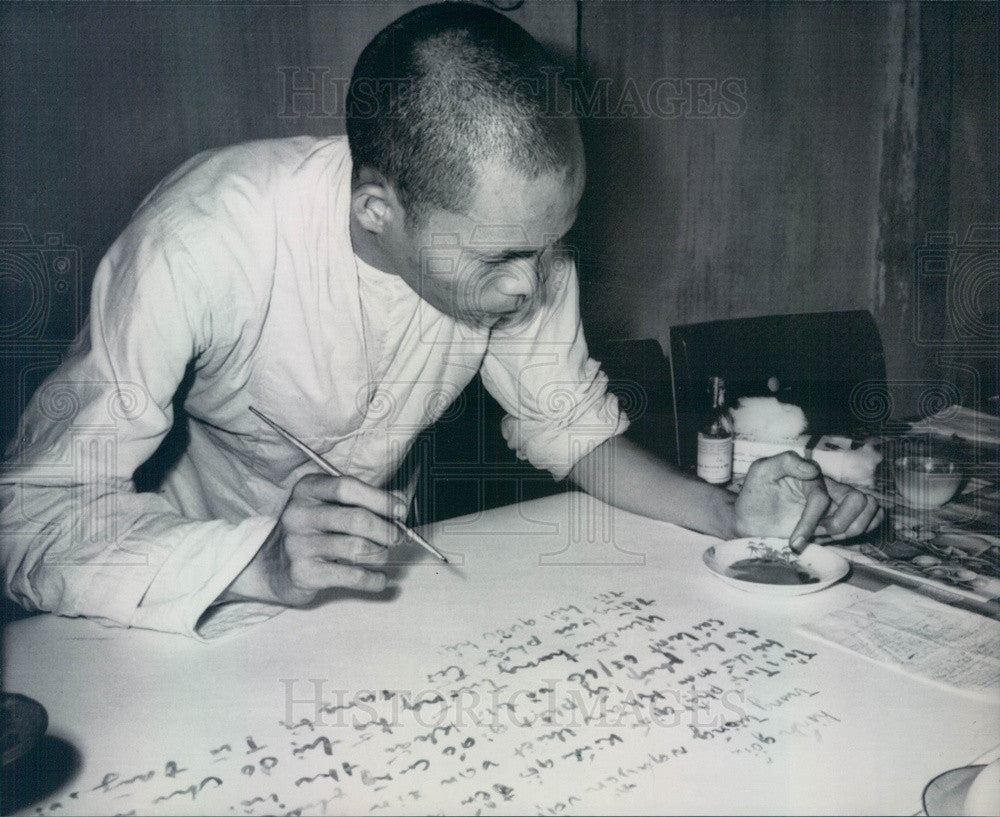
[1,1,996,437]
[571,1,997,417]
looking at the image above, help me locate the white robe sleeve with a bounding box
[479,250,629,480]
[0,199,279,640]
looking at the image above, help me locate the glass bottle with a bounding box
[696,376,733,484]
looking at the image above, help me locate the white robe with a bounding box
[0,136,627,638]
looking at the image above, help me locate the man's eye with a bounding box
[496,253,539,266]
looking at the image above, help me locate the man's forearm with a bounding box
[568,435,738,539]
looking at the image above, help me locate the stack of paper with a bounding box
[800,585,1000,700]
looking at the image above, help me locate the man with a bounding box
[0,2,879,639]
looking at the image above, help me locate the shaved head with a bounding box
[346,2,581,227]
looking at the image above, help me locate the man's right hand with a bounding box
[218,473,408,607]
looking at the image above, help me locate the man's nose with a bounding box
[493,259,539,300]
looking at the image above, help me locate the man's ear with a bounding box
[351,170,402,235]
[351,183,393,234]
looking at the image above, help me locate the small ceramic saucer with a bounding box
[703,537,850,596]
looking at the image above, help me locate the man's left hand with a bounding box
[734,451,883,550]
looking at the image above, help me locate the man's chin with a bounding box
[486,308,537,332]
[449,306,536,332]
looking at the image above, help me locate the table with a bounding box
[832,420,1000,618]
[4,492,999,815]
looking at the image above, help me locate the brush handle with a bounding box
[249,406,448,563]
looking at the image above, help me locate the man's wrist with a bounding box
[215,559,270,605]
[213,523,283,606]
[709,484,739,540]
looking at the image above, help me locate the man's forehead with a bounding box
[467,223,544,246]
[454,161,584,247]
